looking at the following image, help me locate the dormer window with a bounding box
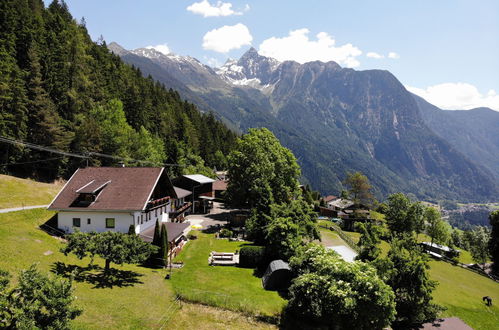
[71,180,111,207]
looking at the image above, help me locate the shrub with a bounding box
[239,246,266,268]
[219,228,233,238]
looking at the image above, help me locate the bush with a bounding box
[239,246,266,268]
[219,228,233,238]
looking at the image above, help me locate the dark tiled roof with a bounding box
[49,167,165,211]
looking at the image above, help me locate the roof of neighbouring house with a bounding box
[139,222,190,243]
[182,174,215,184]
[323,195,338,202]
[174,186,192,199]
[213,179,228,191]
[328,198,354,209]
[166,222,190,242]
[48,167,172,211]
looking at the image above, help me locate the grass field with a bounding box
[0,174,62,209]
[341,228,499,329]
[0,209,277,329]
[430,260,499,329]
[170,232,286,317]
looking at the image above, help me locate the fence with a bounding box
[321,221,360,253]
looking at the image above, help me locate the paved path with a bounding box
[185,201,231,229]
[0,205,49,213]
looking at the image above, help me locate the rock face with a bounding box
[110,43,499,201]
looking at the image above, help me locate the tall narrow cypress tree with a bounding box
[160,224,169,267]
[152,219,161,247]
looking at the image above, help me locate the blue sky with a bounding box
[49,0,499,110]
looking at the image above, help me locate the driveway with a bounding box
[186,201,232,229]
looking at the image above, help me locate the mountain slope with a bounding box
[414,94,499,180]
[111,44,498,202]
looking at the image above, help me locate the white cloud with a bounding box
[145,44,170,55]
[366,52,384,59]
[202,23,253,53]
[407,83,499,111]
[187,0,246,17]
[388,52,400,59]
[258,29,362,67]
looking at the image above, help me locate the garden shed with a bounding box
[262,259,292,291]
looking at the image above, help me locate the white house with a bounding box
[48,167,181,235]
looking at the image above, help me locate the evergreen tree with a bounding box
[160,224,169,267]
[128,224,136,235]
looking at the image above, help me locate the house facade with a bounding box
[48,167,179,235]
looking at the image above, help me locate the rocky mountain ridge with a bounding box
[109,42,499,202]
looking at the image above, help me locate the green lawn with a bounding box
[0,209,276,329]
[170,232,286,317]
[342,229,499,329]
[0,174,62,209]
[430,260,499,329]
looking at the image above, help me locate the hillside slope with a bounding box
[0,174,62,209]
[414,94,499,180]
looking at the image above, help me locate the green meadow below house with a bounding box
[170,232,286,317]
[0,209,278,329]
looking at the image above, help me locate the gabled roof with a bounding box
[182,174,215,184]
[174,186,192,199]
[48,167,170,211]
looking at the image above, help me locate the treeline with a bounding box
[0,0,236,180]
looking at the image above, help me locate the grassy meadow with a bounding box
[170,232,286,317]
[0,174,62,209]
[0,209,277,329]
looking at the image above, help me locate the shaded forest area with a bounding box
[0,0,237,181]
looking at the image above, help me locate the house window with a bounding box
[72,218,81,227]
[105,218,115,228]
[87,218,91,225]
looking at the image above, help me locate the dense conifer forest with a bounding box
[0,0,237,181]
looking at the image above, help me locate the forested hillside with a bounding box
[0,0,236,181]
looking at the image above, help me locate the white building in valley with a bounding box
[48,167,183,234]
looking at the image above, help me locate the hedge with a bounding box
[239,246,266,268]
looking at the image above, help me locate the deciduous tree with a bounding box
[468,226,491,269]
[425,207,450,246]
[376,237,443,325]
[0,265,81,329]
[355,222,382,262]
[287,244,396,329]
[226,128,300,210]
[489,210,499,274]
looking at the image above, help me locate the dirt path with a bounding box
[0,205,48,213]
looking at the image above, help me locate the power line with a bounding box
[0,136,185,167]
[0,156,64,167]
[0,136,87,159]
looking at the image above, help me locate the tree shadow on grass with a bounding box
[51,261,144,289]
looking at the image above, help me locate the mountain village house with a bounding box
[48,167,193,237]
